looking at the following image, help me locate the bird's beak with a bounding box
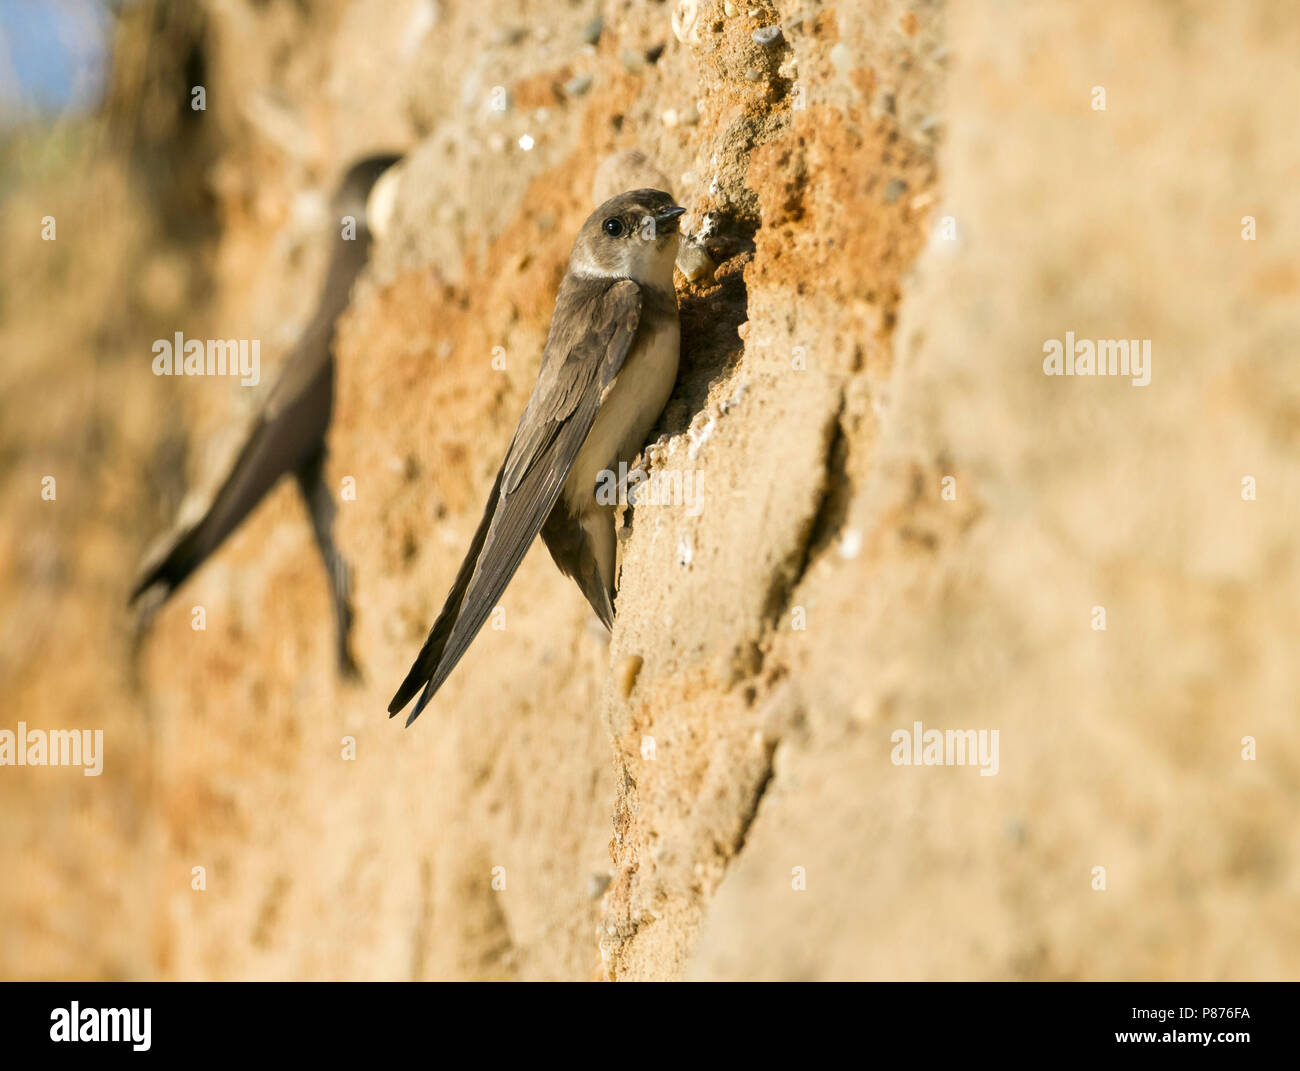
[654,204,687,232]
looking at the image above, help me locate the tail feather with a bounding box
[387,464,506,717]
[576,566,616,630]
[391,395,598,724]
[540,504,616,631]
[129,524,205,605]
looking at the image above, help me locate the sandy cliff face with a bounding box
[1,0,1297,980]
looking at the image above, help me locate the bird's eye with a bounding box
[602,217,625,237]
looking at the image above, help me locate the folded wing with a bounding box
[389,277,642,724]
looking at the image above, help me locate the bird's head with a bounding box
[570,188,685,290]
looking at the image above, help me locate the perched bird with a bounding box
[130,152,404,676]
[390,188,685,724]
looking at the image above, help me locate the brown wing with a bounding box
[388,276,642,724]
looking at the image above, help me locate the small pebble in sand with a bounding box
[677,535,693,567]
[564,73,593,97]
[616,654,644,699]
[838,529,863,560]
[672,0,700,45]
[676,243,716,284]
[753,25,783,47]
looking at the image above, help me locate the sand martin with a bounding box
[130,152,404,676]
[389,188,685,724]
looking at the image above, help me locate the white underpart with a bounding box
[563,310,681,591]
[569,247,620,279]
[626,233,680,291]
[365,164,403,241]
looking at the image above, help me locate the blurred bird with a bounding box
[590,148,673,206]
[389,188,685,724]
[130,152,404,677]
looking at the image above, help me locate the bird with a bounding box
[389,188,686,724]
[130,152,404,677]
